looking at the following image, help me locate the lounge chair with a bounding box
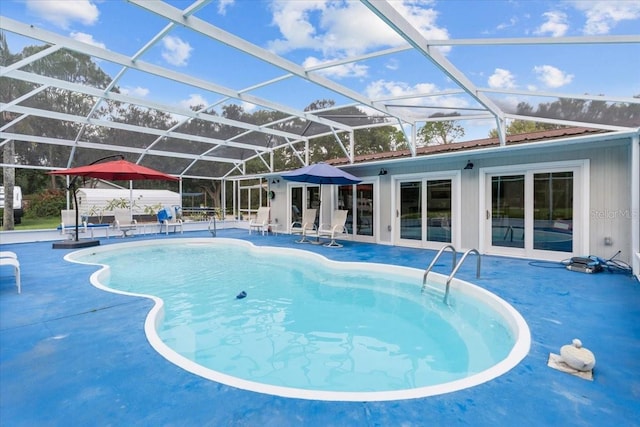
[60,209,88,239]
[0,251,18,259]
[157,207,183,235]
[306,210,349,247]
[113,208,138,237]
[291,208,317,243]
[249,206,270,235]
[0,256,21,294]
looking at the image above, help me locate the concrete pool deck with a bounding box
[1,229,639,426]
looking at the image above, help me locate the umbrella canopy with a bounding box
[281,162,361,185]
[49,158,179,244]
[49,159,179,181]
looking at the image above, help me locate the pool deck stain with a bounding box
[1,229,639,426]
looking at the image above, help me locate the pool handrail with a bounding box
[422,244,457,293]
[445,248,481,304]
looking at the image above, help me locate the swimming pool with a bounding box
[69,238,530,401]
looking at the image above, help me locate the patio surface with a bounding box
[1,229,639,426]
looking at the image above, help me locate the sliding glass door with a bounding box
[338,182,376,241]
[396,174,458,248]
[484,163,582,258]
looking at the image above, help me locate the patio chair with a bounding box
[0,251,18,259]
[249,206,270,235]
[316,210,349,247]
[157,207,183,235]
[60,209,87,239]
[291,208,317,243]
[0,256,21,294]
[113,208,138,237]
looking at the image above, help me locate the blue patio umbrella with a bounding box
[281,162,362,185]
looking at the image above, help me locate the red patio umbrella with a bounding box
[49,156,179,246]
[49,159,180,182]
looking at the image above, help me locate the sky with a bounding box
[2,0,640,140]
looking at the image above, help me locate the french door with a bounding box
[337,182,376,241]
[290,185,319,228]
[396,173,459,249]
[483,161,588,259]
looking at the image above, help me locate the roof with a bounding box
[329,127,609,165]
[1,1,639,180]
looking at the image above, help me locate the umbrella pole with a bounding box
[70,177,80,242]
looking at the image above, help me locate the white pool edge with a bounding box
[66,237,532,402]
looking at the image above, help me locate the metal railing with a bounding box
[422,244,457,293]
[422,245,482,304]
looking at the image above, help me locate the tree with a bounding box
[489,119,560,138]
[417,114,465,146]
[1,31,18,229]
[489,97,640,137]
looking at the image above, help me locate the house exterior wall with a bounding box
[273,133,635,267]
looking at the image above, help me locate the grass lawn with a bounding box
[13,217,61,230]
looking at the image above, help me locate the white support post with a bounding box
[631,134,640,279]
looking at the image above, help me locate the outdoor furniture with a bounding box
[157,207,183,235]
[113,208,138,237]
[291,208,317,243]
[316,210,349,247]
[60,209,88,239]
[249,207,270,235]
[0,256,21,294]
[0,251,18,259]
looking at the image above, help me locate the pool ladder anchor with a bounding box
[422,245,481,304]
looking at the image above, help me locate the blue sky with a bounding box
[2,0,640,140]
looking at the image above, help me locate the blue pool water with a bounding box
[71,239,529,401]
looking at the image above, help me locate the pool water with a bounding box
[72,239,527,400]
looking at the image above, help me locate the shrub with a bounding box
[25,189,66,218]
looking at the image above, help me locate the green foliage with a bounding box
[24,189,66,218]
[105,197,133,210]
[489,120,560,138]
[417,117,465,146]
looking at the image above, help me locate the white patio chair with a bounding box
[249,207,270,235]
[113,208,138,237]
[291,208,317,243]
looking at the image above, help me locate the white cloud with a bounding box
[365,79,469,119]
[488,68,516,89]
[533,65,574,88]
[303,56,368,79]
[120,86,150,98]
[70,31,105,49]
[241,101,257,113]
[217,0,235,15]
[180,94,209,110]
[496,17,518,31]
[365,80,437,100]
[571,0,640,35]
[162,36,193,67]
[26,0,99,29]
[267,0,449,57]
[385,59,399,71]
[535,11,569,37]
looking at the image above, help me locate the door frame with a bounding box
[478,160,590,260]
[393,171,461,249]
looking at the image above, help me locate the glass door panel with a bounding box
[491,175,525,248]
[338,185,354,233]
[533,172,573,252]
[356,184,374,236]
[426,180,451,243]
[307,186,320,227]
[400,181,422,240]
[291,187,303,225]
